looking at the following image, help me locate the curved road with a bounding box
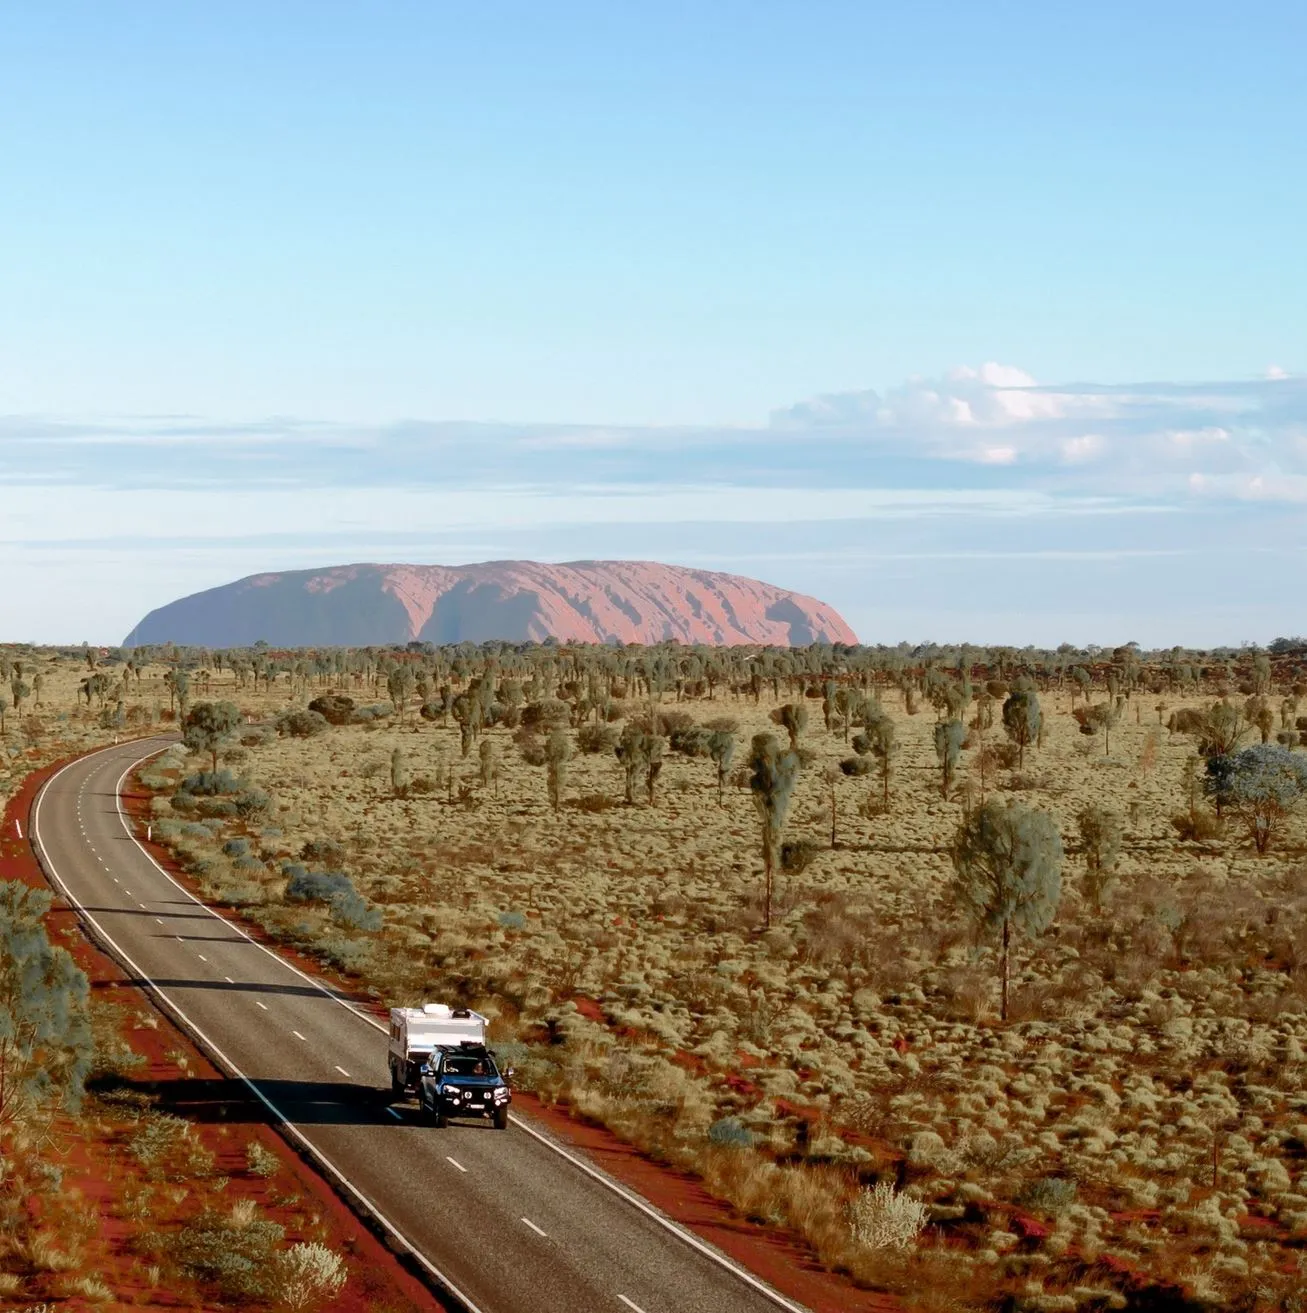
[33,738,807,1313]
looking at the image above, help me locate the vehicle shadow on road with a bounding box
[90,1073,397,1126]
[91,975,352,1003]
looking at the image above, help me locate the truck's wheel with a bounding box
[493,1107,509,1130]
[434,1107,448,1129]
[390,1064,404,1098]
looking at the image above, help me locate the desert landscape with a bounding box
[9,636,1298,1310]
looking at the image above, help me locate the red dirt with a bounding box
[1,754,443,1313]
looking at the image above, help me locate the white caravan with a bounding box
[388,1003,488,1093]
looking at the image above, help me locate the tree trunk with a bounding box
[762,830,774,929]
[1008,913,1019,1024]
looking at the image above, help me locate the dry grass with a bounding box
[115,651,1307,1308]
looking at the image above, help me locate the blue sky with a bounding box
[2,4,1304,644]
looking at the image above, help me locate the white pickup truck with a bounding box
[387,1003,489,1095]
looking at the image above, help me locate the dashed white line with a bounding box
[446,1156,467,1173]
[224,976,234,983]
[292,1030,307,1041]
[255,1001,268,1011]
[197,954,207,962]
[154,918,163,924]
[334,1065,351,1078]
[386,1107,402,1121]
[617,1298,648,1313]
[521,1217,547,1237]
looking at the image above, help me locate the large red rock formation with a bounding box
[124,560,857,648]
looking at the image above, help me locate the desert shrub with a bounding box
[222,838,250,859]
[329,890,383,932]
[848,1181,928,1251]
[239,726,273,748]
[195,797,238,819]
[300,838,345,865]
[164,1207,284,1299]
[232,788,270,818]
[572,793,616,813]
[521,699,570,731]
[268,1242,348,1311]
[708,1116,756,1148]
[407,774,437,795]
[130,1113,210,1180]
[179,769,241,796]
[306,694,354,726]
[284,868,354,904]
[245,1139,280,1178]
[576,723,619,754]
[498,910,528,931]
[275,709,328,739]
[781,838,820,873]
[350,700,395,723]
[1017,1176,1078,1215]
[1171,809,1222,841]
[316,935,374,974]
[839,756,873,777]
[656,709,695,735]
[514,730,547,767]
[669,726,713,757]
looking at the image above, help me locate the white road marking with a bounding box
[154,918,163,924]
[224,976,234,983]
[198,954,207,962]
[446,1156,467,1172]
[334,1065,350,1077]
[29,769,491,1313]
[292,1030,306,1041]
[521,1217,547,1237]
[618,1298,648,1313]
[13,819,20,839]
[175,935,183,942]
[386,1107,402,1120]
[256,1001,268,1011]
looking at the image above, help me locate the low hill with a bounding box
[122,560,858,648]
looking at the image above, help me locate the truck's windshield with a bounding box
[444,1055,495,1077]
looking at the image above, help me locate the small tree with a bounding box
[1206,745,1307,854]
[951,799,1063,1021]
[1074,701,1119,756]
[0,881,93,1149]
[708,728,736,806]
[1076,803,1123,908]
[615,724,664,806]
[544,729,572,812]
[1001,689,1041,769]
[183,701,242,773]
[933,719,966,798]
[769,702,808,751]
[390,747,409,798]
[478,739,499,796]
[864,710,896,810]
[749,733,801,929]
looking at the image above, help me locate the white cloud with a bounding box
[772,364,1307,499]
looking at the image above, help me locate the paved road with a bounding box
[33,739,806,1313]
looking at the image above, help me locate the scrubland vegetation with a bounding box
[0,650,372,1310]
[11,637,1307,1310]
